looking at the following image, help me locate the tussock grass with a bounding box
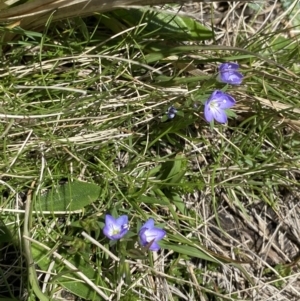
[1,1,300,301]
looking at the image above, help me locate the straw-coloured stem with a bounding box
[0,0,251,28]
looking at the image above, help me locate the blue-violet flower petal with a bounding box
[166,106,178,119]
[204,90,236,124]
[139,218,166,251]
[218,62,243,85]
[103,214,129,240]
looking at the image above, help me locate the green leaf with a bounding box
[160,242,219,263]
[280,0,300,27]
[164,191,186,215]
[270,35,298,53]
[112,8,213,40]
[156,154,186,185]
[153,188,180,226]
[36,181,101,211]
[32,244,103,300]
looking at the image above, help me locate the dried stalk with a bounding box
[0,0,252,28]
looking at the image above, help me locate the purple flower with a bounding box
[139,219,166,251]
[204,90,236,123]
[218,62,243,85]
[166,106,177,119]
[103,214,129,240]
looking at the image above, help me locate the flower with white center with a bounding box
[139,219,166,251]
[103,214,129,240]
[204,90,236,123]
[218,62,243,85]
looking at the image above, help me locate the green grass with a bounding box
[1,1,300,301]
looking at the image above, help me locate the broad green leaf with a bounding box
[37,181,101,211]
[153,188,179,226]
[112,8,213,40]
[160,242,219,263]
[270,35,298,52]
[156,154,186,185]
[164,191,186,215]
[32,244,104,300]
[166,234,250,264]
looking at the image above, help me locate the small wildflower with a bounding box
[218,62,243,85]
[103,214,129,240]
[139,219,166,251]
[166,106,177,119]
[204,90,236,124]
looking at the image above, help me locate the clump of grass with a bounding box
[1,1,300,301]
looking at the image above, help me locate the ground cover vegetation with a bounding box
[1,0,300,300]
